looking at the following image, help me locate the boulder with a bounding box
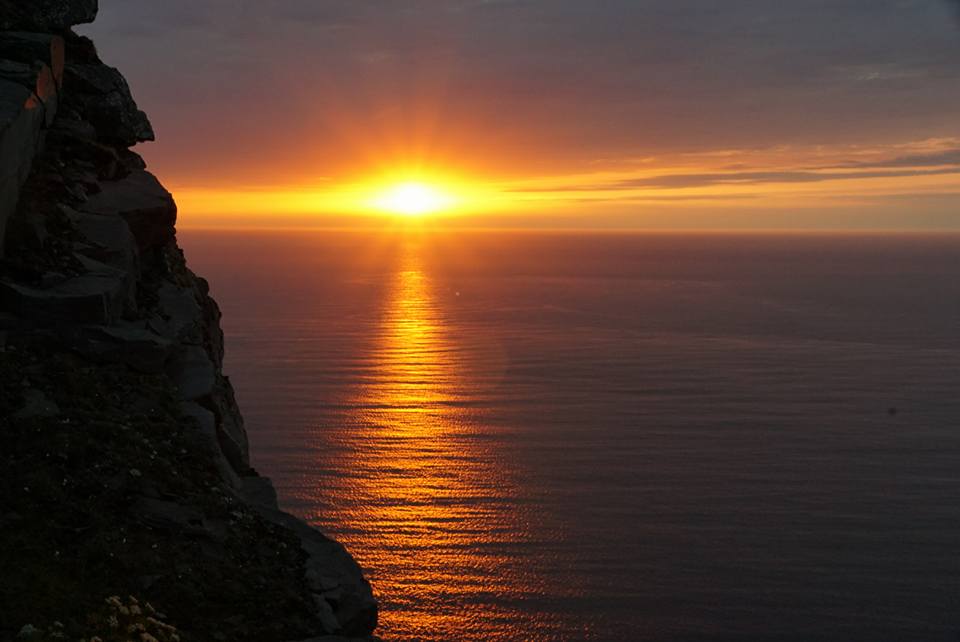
[118,148,146,172]
[150,281,203,343]
[311,599,344,637]
[179,401,216,439]
[80,170,176,252]
[169,345,216,401]
[246,504,378,638]
[0,32,65,85]
[71,323,174,374]
[63,61,153,146]
[47,111,98,144]
[68,207,140,276]
[180,401,243,489]
[74,252,136,309]
[241,475,280,510]
[62,32,99,64]
[211,376,250,473]
[0,261,129,325]
[46,113,122,180]
[0,0,98,32]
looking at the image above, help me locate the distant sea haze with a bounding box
[182,229,960,642]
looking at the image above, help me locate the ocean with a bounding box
[180,229,960,642]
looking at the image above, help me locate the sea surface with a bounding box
[180,230,960,642]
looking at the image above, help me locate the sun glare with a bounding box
[371,182,454,216]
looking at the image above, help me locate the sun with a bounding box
[371,182,454,216]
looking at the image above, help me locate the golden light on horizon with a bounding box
[370,182,455,216]
[168,136,960,231]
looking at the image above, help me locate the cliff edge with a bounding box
[0,2,378,640]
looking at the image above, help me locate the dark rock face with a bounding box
[64,61,155,145]
[81,169,176,250]
[0,32,65,83]
[0,0,98,33]
[0,257,130,323]
[0,5,378,641]
[0,79,49,256]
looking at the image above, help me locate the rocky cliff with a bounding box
[0,2,378,640]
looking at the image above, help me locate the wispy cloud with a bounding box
[605,167,960,191]
[830,148,960,169]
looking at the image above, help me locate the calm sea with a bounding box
[180,230,960,642]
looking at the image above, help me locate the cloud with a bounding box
[511,167,960,193]
[836,148,960,169]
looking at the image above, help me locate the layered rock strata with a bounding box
[0,3,378,641]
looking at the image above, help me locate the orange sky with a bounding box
[83,1,960,230]
[169,137,960,230]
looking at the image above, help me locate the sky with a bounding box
[82,0,960,230]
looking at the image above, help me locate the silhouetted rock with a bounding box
[0,0,97,32]
[64,62,154,145]
[248,503,379,637]
[72,323,173,373]
[80,170,175,251]
[242,475,281,509]
[0,32,65,83]
[211,376,251,472]
[181,401,243,489]
[151,282,204,343]
[169,345,217,401]
[69,207,140,275]
[0,260,129,324]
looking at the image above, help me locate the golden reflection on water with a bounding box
[335,241,546,640]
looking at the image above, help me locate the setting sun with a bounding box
[371,182,454,216]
